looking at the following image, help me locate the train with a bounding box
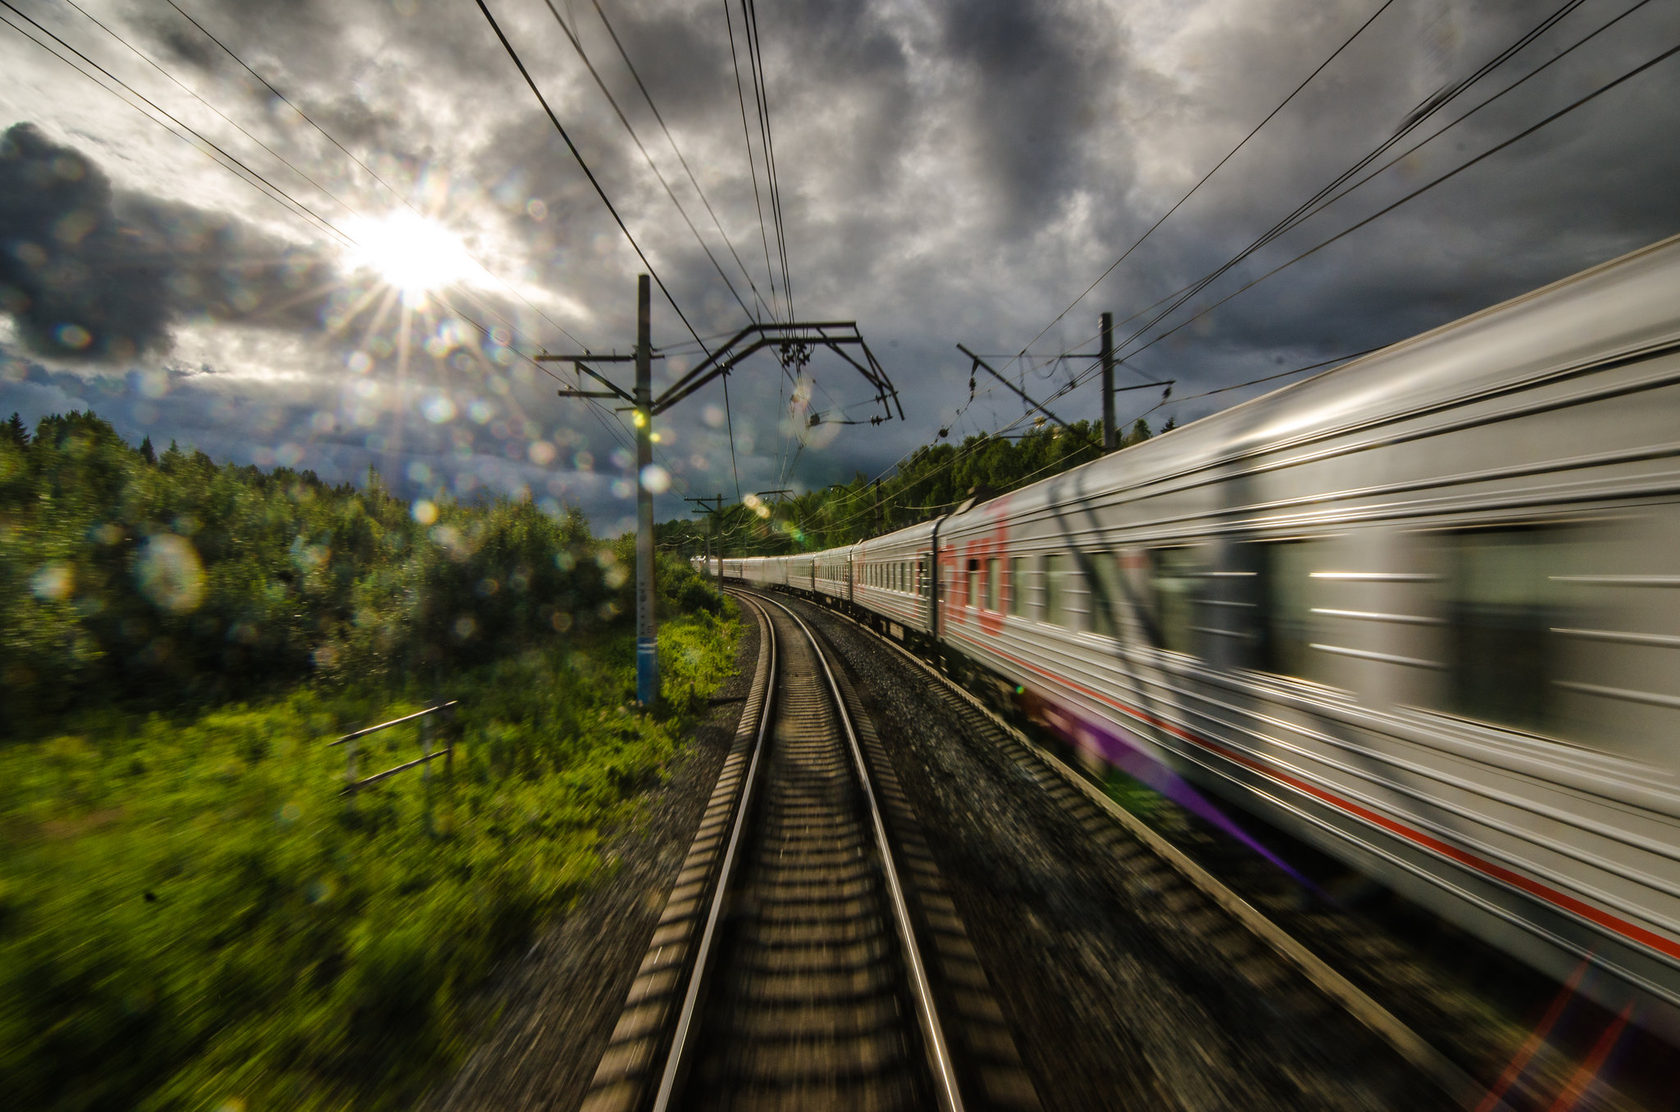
[707,234,1680,1040]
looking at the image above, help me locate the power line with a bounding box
[472,0,710,356]
[474,0,745,501]
[0,0,348,246]
[0,0,634,486]
[1097,0,1598,376]
[51,0,550,363]
[537,0,758,326]
[1016,0,1399,360]
[587,0,773,321]
[724,0,779,319]
[1107,35,1680,378]
[742,0,793,319]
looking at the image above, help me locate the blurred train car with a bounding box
[721,236,1680,1035]
[852,519,941,637]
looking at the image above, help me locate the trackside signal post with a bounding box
[540,276,903,707]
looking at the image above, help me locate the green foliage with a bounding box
[0,617,740,1112]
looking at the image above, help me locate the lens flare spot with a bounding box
[55,323,92,350]
[640,464,671,493]
[422,395,456,423]
[136,535,205,612]
[31,562,73,600]
[528,440,556,465]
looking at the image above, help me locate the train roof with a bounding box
[944,232,1680,530]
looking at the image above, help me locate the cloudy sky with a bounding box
[2,0,1677,534]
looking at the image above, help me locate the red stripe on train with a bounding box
[945,627,1680,965]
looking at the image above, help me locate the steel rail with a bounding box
[650,591,779,1112]
[759,593,967,1112]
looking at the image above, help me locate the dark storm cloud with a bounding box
[0,123,339,363]
[938,0,1123,226]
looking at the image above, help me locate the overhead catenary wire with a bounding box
[587,0,773,322]
[1107,36,1680,377]
[1031,0,1663,416]
[802,342,1377,542]
[538,0,759,327]
[724,0,780,319]
[1089,0,1603,379]
[742,0,793,320]
[1015,0,1400,361]
[474,0,744,500]
[1022,0,1598,391]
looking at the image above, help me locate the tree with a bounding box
[3,412,27,448]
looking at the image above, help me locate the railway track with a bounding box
[582,591,1035,1111]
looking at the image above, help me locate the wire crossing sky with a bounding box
[1,0,1677,534]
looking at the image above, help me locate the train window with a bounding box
[967,558,981,609]
[1086,551,1123,639]
[916,559,926,597]
[986,557,1001,611]
[1043,554,1071,627]
[1147,548,1199,655]
[1240,540,1320,680]
[1443,527,1573,734]
[1008,556,1027,616]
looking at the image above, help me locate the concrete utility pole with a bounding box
[1100,311,1116,452]
[1055,314,1173,453]
[634,276,656,706]
[540,281,903,709]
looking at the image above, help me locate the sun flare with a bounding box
[344,210,474,301]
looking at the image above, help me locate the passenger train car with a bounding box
[715,235,1680,1037]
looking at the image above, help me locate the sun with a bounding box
[344,210,475,301]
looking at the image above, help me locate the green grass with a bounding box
[0,611,740,1112]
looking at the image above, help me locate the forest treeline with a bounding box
[660,415,1169,558]
[0,409,712,734]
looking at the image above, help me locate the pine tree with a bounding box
[3,412,28,447]
[139,435,156,465]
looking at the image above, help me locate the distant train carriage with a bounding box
[813,547,853,604]
[850,518,941,638]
